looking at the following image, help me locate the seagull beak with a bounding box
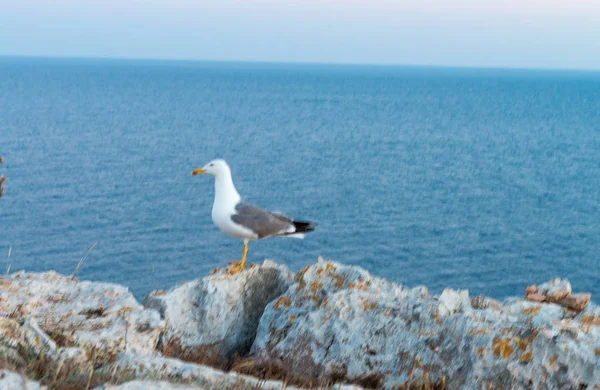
[192,168,206,176]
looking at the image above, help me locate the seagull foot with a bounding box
[227,261,244,275]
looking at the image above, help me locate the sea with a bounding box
[1,56,599,300]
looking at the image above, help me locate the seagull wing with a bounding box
[231,201,295,239]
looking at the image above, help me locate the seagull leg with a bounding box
[227,240,249,274]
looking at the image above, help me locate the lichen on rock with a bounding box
[0,271,164,358]
[250,258,600,389]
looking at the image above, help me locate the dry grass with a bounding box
[5,246,11,275]
[0,343,130,390]
[71,242,97,279]
[229,356,446,390]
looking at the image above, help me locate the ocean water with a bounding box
[1,57,599,300]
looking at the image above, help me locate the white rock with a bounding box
[438,288,470,317]
[0,271,164,357]
[0,370,45,390]
[144,260,293,366]
[537,278,572,299]
[251,258,421,387]
[22,318,57,353]
[250,259,600,389]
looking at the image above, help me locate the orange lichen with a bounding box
[360,298,376,312]
[332,274,345,288]
[516,337,529,351]
[295,266,310,282]
[519,351,533,364]
[116,306,134,318]
[549,354,558,367]
[310,281,323,294]
[476,347,485,356]
[492,338,513,359]
[316,263,336,277]
[595,349,600,357]
[273,296,291,309]
[581,315,600,326]
[521,306,541,315]
[348,280,371,291]
[287,315,297,323]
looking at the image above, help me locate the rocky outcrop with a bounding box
[1,260,600,389]
[0,271,164,358]
[250,258,600,389]
[526,278,591,311]
[142,260,293,367]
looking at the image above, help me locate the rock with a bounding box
[143,260,293,367]
[0,315,91,376]
[526,293,547,303]
[251,258,600,389]
[0,271,164,358]
[0,318,28,369]
[525,285,537,295]
[22,318,57,353]
[526,278,590,311]
[96,381,207,390]
[251,257,436,388]
[537,278,572,300]
[555,293,592,311]
[111,352,362,390]
[438,288,470,317]
[0,370,45,390]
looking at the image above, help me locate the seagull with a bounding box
[192,159,317,273]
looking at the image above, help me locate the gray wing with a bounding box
[231,201,294,239]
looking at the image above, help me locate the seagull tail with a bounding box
[289,220,317,238]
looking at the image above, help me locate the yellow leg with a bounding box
[240,241,248,269]
[227,240,248,274]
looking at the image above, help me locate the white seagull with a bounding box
[192,159,317,273]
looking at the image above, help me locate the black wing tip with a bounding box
[292,220,318,233]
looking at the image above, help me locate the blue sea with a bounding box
[1,57,599,300]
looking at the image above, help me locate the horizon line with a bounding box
[1,53,600,74]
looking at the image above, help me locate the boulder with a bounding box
[251,257,434,388]
[536,278,572,300]
[250,258,600,389]
[0,271,164,358]
[142,260,293,367]
[438,288,470,317]
[526,278,590,311]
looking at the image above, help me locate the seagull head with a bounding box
[192,159,230,177]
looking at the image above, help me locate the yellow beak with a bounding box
[192,168,206,176]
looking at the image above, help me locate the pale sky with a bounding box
[1,0,600,70]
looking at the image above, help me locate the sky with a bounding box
[1,0,599,70]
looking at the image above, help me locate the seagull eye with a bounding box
[209,163,214,167]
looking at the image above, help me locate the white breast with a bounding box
[209,164,259,240]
